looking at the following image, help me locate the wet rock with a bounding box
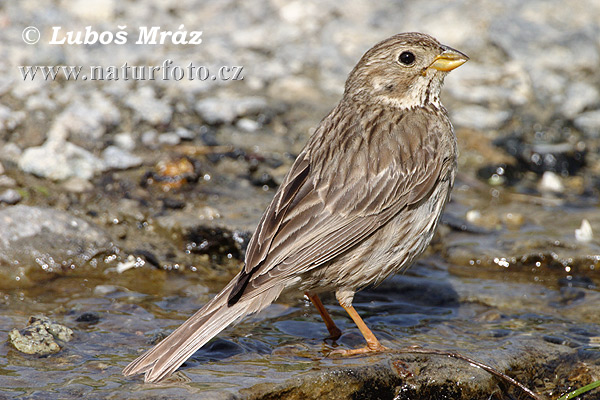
[185,226,250,260]
[495,137,586,177]
[0,189,22,205]
[75,312,101,324]
[161,197,186,210]
[0,205,113,288]
[249,167,280,189]
[9,316,73,356]
[558,275,596,290]
[102,145,143,170]
[242,353,508,400]
[132,249,161,268]
[18,140,106,181]
[501,212,525,230]
[442,213,493,234]
[155,206,222,232]
[195,97,268,125]
[476,163,523,186]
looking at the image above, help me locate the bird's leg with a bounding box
[333,303,387,355]
[305,292,342,340]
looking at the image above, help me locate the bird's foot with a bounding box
[330,342,388,356]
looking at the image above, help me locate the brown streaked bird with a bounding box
[123,32,468,383]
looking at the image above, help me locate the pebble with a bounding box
[8,316,73,356]
[141,130,159,148]
[158,132,181,146]
[574,110,600,138]
[451,105,512,131]
[19,140,105,181]
[538,171,564,193]
[195,97,268,125]
[0,143,22,164]
[69,0,115,20]
[0,189,22,205]
[0,104,25,133]
[0,175,16,187]
[560,82,600,120]
[236,118,261,132]
[125,86,172,125]
[575,219,593,243]
[93,285,121,296]
[51,94,121,141]
[102,145,143,170]
[61,177,94,193]
[501,212,525,230]
[175,127,195,140]
[114,132,136,151]
[465,209,500,229]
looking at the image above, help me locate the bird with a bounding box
[123,32,468,383]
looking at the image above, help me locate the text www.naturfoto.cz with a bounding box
[18,60,244,82]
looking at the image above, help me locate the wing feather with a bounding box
[231,103,454,304]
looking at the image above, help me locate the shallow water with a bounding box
[1,176,599,399]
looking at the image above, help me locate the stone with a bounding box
[0,104,25,133]
[538,171,564,193]
[157,132,181,146]
[18,140,105,181]
[50,93,120,142]
[574,110,600,138]
[125,86,172,125]
[9,316,73,356]
[114,132,136,151]
[0,189,22,205]
[195,96,268,125]
[560,82,600,120]
[451,105,512,131]
[102,145,143,170]
[0,205,113,288]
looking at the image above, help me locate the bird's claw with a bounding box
[329,343,388,356]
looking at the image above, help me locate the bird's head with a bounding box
[344,32,468,110]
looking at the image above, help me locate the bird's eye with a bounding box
[398,51,415,65]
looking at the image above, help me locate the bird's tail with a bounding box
[122,277,285,383]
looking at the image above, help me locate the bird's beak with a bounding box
[429,46,469,72]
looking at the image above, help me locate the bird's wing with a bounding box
[230,105,453,302]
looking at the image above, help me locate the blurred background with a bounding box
[1,1,599,399]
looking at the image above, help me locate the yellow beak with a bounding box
[429,46,469,72]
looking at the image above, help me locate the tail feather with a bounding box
[122,279,286,383]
